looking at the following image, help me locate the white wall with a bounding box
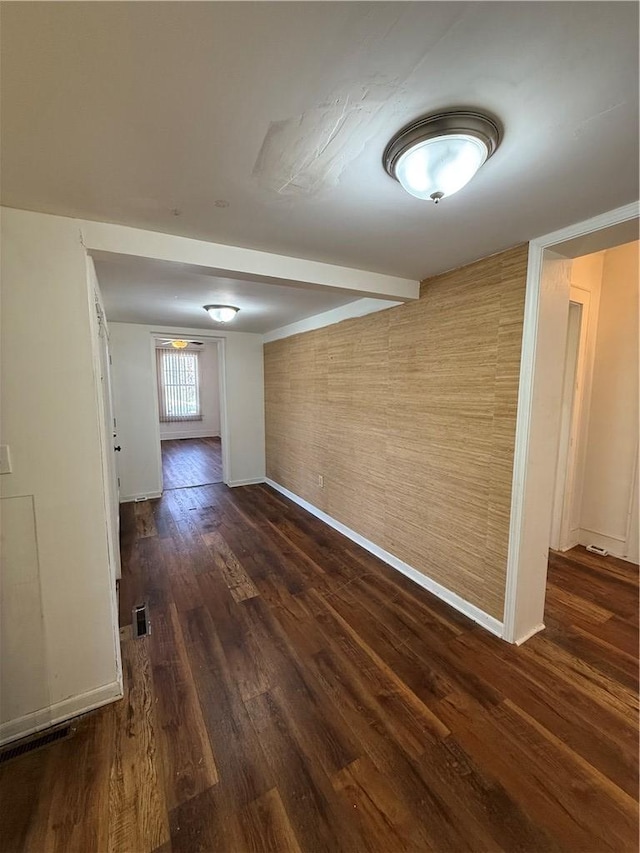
[0,208,122,743]
[579,241,639,560]
[158,342,220,440]
[109,323,265,500]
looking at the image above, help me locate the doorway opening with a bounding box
[545,241,639,642]
[154,337,224,490]
[504,203,639,644]
[550,244,639,562]
[161,438,223,489]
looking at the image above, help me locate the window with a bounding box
[156,348,202,422]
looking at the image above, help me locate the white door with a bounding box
[96,299,122,579]
[550,300,583,551]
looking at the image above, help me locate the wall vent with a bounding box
[586,544,609,557]
[133,603,150,638]
[0,724,73,765]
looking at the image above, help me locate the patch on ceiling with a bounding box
[252,84,395,198]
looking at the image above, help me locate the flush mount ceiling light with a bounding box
[383,110,501,204]
[204,304,240,323]
[170,339,189,349]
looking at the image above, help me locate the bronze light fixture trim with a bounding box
[383,110,501,203]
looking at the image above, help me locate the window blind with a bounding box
[156,348,202,422]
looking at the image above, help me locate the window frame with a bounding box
[156,347,203,423]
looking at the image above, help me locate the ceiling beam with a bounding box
[80,220,420,302]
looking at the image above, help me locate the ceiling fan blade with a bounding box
[157,338,204,346]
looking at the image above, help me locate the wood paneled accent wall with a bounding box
[264,245,529,619]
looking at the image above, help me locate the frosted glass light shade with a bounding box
[204,305,239,323]
[395,134,488,202]
[383,111,500,204]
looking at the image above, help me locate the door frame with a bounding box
[149,333,230,492]
[549,299,584,553]
[95,295,122,579]
[86,256,122,685]
[549,273,604,555]
[503,201,639,644]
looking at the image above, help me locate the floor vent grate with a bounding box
[0,725,73,765]
[133,602,150,638]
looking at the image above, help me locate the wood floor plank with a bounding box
[541,617,639,689]
[239,596,361,779]
[197,569,272,703]
[216,487,329,595]
[177,604,275,809]
[516,633,637,723]
[450,629,639,798]
[548,551,638,620]
[342,543,471,636]
[311,589,451,746]
[108,637,170,853]
[134,499,158,539]
[243,687,362,853]
[544,579,614,625]
[148,603,219,810]
[4,710,114,853]
[434,689,605,851]
[161,437,223,490]
[0,746,49,851]
[237,787,303,853]
[308,645,475,851]
[203,529,260,602]
[161,536,204,612]
[168,783,244,853]
[331,755,424,853]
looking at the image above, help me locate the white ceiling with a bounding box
[1,2,638,283]
[93,254,360,333]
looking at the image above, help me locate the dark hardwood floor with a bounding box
[1,483,638,852]
[161,437,223,489]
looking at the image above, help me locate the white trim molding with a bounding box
[228,477,266,488]
[265,478,504,638]
[160,431,221,441]
[514,623,545,647]
[120,491,163,503]
[0,680,122,747]
[263,298,402,343]
[503,201,640,645]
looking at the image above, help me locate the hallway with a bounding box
[0,483,637,851]
[161,436,223,489]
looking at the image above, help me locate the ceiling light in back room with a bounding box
[204,304,240,323]
[383,110,501,204]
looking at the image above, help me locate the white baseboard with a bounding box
[264,478,504,639]
[160,432,220,441]
[0,680,123,747]
[513,622,545,645]
[556,538,580,553]
[120,491,163,503]
[228,477,266,488]
[578,527,631,560]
